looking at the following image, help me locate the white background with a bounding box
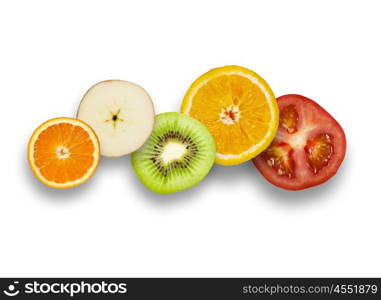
[0,0,380,277]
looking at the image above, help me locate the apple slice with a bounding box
[77,80,155,157]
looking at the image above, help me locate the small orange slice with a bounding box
[181,65,279,165]
[28,117,100,188]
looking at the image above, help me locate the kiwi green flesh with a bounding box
[131,112,216,194]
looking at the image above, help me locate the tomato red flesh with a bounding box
[305,133,334,174]
[253,94,346,190]
[280,104,299,134]
[262,142,295,178]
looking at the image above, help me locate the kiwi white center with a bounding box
[56,146,70,159]
[161,142,187,165]
[219,105,240,125]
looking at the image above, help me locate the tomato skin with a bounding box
[253,94,346,191]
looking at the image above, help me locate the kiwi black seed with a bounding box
[131,112,216,194]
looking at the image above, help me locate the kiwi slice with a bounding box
[131,112,216,194]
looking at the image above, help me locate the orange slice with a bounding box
[181,65,279,165]
[28,117,100,188]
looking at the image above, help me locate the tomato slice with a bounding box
[253,94,346,190]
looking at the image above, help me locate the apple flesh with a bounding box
[77,80,155,157]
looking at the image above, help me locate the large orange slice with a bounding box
[28,117,100,188]
[181,65,279,165]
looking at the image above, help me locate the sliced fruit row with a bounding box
[28,65,346,193]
